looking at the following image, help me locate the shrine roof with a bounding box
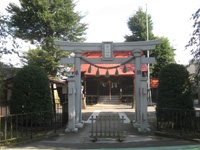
[71,51,147,77]
[49,78,66,85]
[82,64,147,77]
[82,51,143,58]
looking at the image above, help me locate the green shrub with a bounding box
[156,64,194,129]
[10,65,52,114]
[156,63,193,110]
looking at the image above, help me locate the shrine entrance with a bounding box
[54,39,162,133]
[81,50,147,105]
[98,78,119,97]
[98,77,120,104]
[85,76,134,105]
[99,79,110,95]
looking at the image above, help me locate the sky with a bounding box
[1,0,200,66]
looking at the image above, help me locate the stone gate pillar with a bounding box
[65,78,78,132]
[74,50,83,128]
[138,77,150,132]
[133,49,142,128]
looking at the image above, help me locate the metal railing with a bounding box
[0,110,63,142]
[90,115,126,142]
[156,108,200,136]
[0,99,68,143]
[0,100,67,126]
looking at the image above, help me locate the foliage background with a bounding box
[125,7,175,78]
[6,0,88,77]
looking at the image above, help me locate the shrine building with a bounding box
[78,50,147,105]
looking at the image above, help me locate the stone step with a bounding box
[99,95,120,100]
[99,101,120,104]
[99,95,120,104]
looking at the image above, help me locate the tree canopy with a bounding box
[125,7,175,78]
[6,0,87,45]
[22,48,59,76]
[151,37,175,78]
[0,14,20,59]
[6,0,87,76]
[186,8,200,82]
[124,7,154,42]
[0,13,20,96]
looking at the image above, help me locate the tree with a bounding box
[22,48,59,77]
[124,7,154,42]
[125,8,175,78]
[10,65,52,114]
[156,64,193,110]
[0,14,19,57]
[6,0,87,76]
[150,37,176,78]
[22,47,70,77]
[186,8,200,82]
[0,14,20,97]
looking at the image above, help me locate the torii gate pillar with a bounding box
[138,77,150,132]
[74,50,83,128]
[134,49,142,127]
[133,50,150,132]
[65,78,78,132]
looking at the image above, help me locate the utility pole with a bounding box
[146,4,152,105]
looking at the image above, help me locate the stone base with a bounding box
[65,127,78,133]
[138,127,151,133]
[75,122,84,128]
[133,122,140,128]
[133,122,151,133]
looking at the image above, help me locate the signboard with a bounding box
[102,42,113,60]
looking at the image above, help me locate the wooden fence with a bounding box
[90,115,126,142]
